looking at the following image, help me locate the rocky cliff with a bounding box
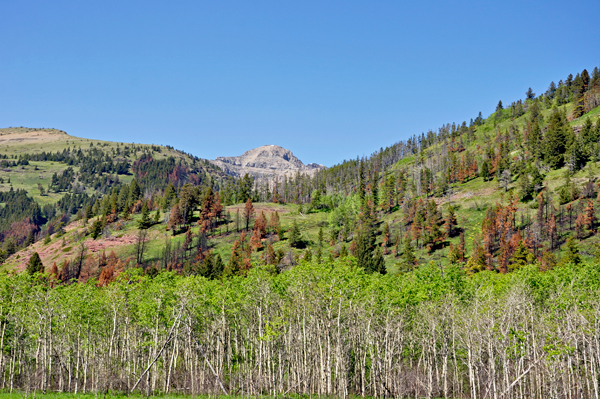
[211,145,324,180]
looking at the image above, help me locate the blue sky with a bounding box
[1,1,599,167]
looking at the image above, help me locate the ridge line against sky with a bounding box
[1,0,599,167]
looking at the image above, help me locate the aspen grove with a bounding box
[5,258,600,399]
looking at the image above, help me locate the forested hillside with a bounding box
[3,66,600,275]
[1,66,600,398]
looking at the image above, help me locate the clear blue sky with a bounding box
[1,1,599,167]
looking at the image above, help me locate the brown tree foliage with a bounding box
[243,198,255,231]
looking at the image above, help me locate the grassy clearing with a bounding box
[0,162,80,205]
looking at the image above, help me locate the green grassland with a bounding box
[0,127,187,160]
[0,162,78,205]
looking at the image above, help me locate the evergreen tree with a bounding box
[25,230,35,246]
[288,220,302,248]
[26,252,44,275]
[212,254,224,279]
[544,109,570,169]
[444,205,458,237]
[399,238,417,272]
[355,226,376,272]
[168,203,183,235]
[480,159,490,181]
[128,180,141,204]
[518,171,533,201]
[591,67,600,88]
[358,160,366,203]
[137,201,151,229]
[526,87,535,100]
[509,240,533,271]
[243,198,255,231]
[560,237,581,266]
[581,69,590,91]
[91,218,103,239]
[304,248,312,263]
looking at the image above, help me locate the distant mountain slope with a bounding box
[211,145,324,180]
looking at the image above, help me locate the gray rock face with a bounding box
[211,145,324,181]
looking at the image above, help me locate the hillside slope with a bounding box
[3,65,600,280]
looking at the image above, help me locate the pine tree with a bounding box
[399,237,417,272]
[584,199,596,234]
[91,218,103,239]
[561,237,581,266]
[355,226,375,272]
[315,246,322,263]
[128,180,141,204]
[448,242,465,264]
[544,109,570,169]
[381,222,390,254]
[226,240,243,276]
[26,252,44,275]
[575,213,585,239]
[288,220,302,248]
[509,240,532,271]
[168,203,183,235]
[480,159,490,181]
[304,249,312,263]
[265,243,276,265]
[137,201,151,229]
[250,227,263,251]
[243,198,255,231]
[358,160,366,203]
[212,254,224,279]
[444,205,458,237]
[518,171,533,201]
[371,247,386,274]
[465,243,487,274]
[526,87,535,100]
[547,214,557,250]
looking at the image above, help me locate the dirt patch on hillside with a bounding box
[433,187,497,206]
[10,232,139,273]
[227,204,290,214]
[0,128,69,147]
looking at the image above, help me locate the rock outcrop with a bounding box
[211,145,324,181]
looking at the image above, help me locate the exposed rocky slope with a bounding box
[211,145,324,180]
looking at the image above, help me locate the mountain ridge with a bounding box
[211,144,324,180]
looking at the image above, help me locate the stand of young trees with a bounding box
[4,259,600,398]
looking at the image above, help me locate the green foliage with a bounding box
[399,238,417,272]
[26,252,44,274]
[543,108,571,169]
[557,173,579,205]
[480,159,490,181]
[560,236,581,266]
[91,218,104,239]
[137,201,151,229]
[288,220,303,248]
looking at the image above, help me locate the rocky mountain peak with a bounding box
[211,145,324,180]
